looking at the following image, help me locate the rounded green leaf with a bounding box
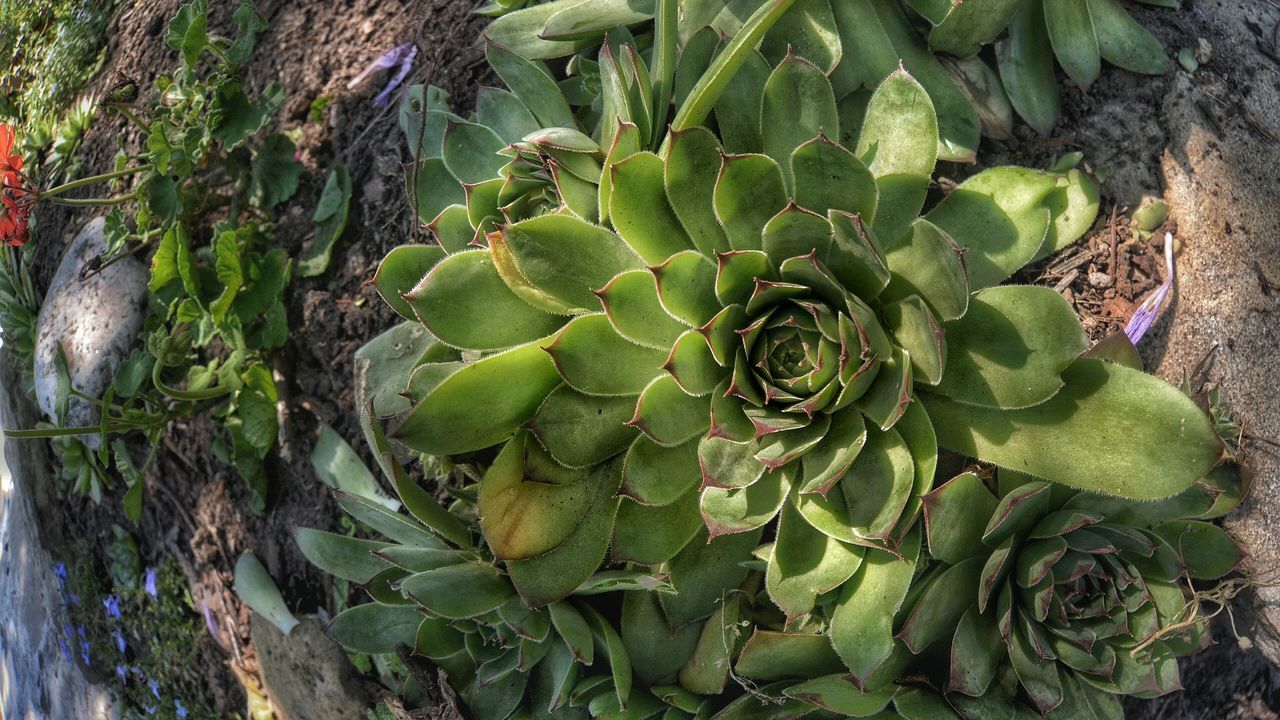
[485,39,577,126]
[622,592,702,685]
[661,527,762,628]
[406,249,565,350]
[1155,520,1243,580]
[546,314,667,396]
[830,527,920,683]
[394,340,562,455]
[629,375,711,446]
[295,529,391,585]
[401,563,515,619]
[475,86,540,144]
[442,119,506,184]
[883,296,945,386]
[700,467,790,538]
[596,269,686,351]
[373,244,447,321]
[712,49,770,154]
[881,219,969,322]
[934,285,1088,409]
[622,434,700,506]
[1043,0,1101,89]
[798,408,867,496]
[923,358,1226,501]
[508,460,624,607]
[761,53,839,189]
[714,153,790,252]
[896,557,983,654]
[856,69,936,245]
[921,472,999,565]
[925,167,1060,290]
[478,434,597,560]
[791,135,878,223]
[408,158,466,225]
[651,250,720,326]
[997,0,1061,135]
[783,674,896,716]
[328,604,425,654]
[610,151,695,264]
[665,330,727,396]
[428,204,476,254]
[1088,0,1169,74]
[735,629,846,681]
[612,488,703,564]
[665,127,732,256]
[766,499,865,618]
[495,214,643,313]
[761,0,843,74]
[529,384,638,468]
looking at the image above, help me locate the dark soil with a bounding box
[18,0,1279,716]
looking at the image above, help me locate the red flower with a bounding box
[0,195,29,247]
[0,123,23,189]
[0,125,31,246]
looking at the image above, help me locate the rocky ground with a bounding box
[1,0,1278,717]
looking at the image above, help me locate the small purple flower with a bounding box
[148,678,160,699]
[111,629,126,653]
[67,591,80,606]
[347,43,418,109]
[202,601,225,649]
[116,665,127,682]
[80,639,91,665]
[76,625,86,638]
[103,595,122,620]
[175,699,188,719]
[53,562,68,586]
[144,705,156,716]
[60,638,71,662]
[144,568,158,598]
[1124,232,1176,345]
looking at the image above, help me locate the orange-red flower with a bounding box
[0,123,23,189]
[0,124,31,246]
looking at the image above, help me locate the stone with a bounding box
[33,217,149,448]
[1146,2,1280,667]
[251,613,370,720]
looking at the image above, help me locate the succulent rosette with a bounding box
[893,467,1247,717]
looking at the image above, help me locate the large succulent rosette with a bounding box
[333,5,1233,718]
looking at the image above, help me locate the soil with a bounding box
[14,0,1280,717]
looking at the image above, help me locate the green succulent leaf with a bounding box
[831,527,921,685]
[714,153,790,252]
[1043,0,1102,90]
[546,314,667,395]
[761,52,839,190]
[934,285,1088,409]
[997,0,1061,135]
[735,629,846,680]
[766,499,865,618]
[529,384,639,468]
[610,151,696,264]
[612,487,703,564]
[401,562,516,619]
[395,340,562,455]
[328,603,425,654]
[924,358,1225,500]
[665,127,733,256]
[406,249,566,350]
[294,529,391,585]
[856,69,937,246]
[921,472,999,565]
[486,39,577,127]
[596,269,687,351]
[700,466,790,538]
[662,527,761,628]
[1088,0,1169,74]
[495,214,644,314]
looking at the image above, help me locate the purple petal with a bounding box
[144,568,159,598]
[1124,232,1176,345]
[348,43,416,90]
[374,45,418,109]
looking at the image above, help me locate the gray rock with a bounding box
[33,217,149,448]
[1153,27,1280,665]
[251,613,370,720]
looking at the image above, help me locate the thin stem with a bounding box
[106,105,151,133]
[41,166,148,197]
[46,194,136,207]
[152,356,236,401]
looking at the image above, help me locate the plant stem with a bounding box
[46,194,136,207]
[40,166,148,198]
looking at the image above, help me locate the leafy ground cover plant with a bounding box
[302,2,1240,718]
[55,538,217,720]
[480,0,1176,155]
[2,0,302,512]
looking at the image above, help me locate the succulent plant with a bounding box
[483,0,1176,152]
[308,3,1236,718]
[902,466,1246,717]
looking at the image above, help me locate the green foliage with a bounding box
[0,0,116,129]
[11,0,301,513]
[58,541,218,720]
